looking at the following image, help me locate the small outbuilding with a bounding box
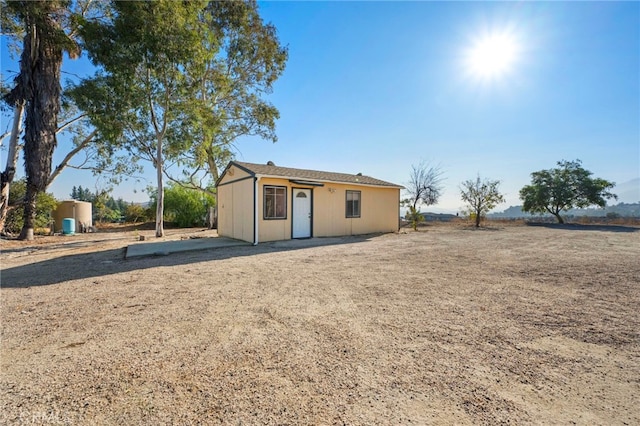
[216,161,403,244]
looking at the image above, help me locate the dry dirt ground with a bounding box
[1,223,639,425]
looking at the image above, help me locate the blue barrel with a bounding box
[62,218,75,235]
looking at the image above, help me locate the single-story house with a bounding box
[216,161,404,244]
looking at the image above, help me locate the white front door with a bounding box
[292,188,311,238]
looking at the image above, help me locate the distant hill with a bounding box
[400,210,458,222]
[489,202,640,219]
[421,212,458,221]
[489,206,535,218]
[614,178,640,204]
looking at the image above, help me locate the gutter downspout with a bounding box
[253,176,260,245]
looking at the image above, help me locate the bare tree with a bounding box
[460,175,505,227]
[404,162,444,210]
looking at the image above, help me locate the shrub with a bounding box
[405,206,424,231]
[149,184,215,228]
[124,203,149,223]
[5,179,57,235]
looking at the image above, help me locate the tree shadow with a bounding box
[1,234,376,289]
[525,222,639,233]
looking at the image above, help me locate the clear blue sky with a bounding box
[2,1,639,212]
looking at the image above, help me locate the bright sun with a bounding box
[466,33,519,80]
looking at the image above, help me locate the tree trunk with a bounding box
[207,206,216,230]
[155,140,165,238]
[16,7,64,240]
[19,183,37,241]
[475,207,481,227]
[0,103,25,235]
[553,212,564,224]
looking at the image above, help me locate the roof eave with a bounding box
[255,173,402,189]
[215,161,256,188]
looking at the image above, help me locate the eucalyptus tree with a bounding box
[75,0,212,237]
[74,0,288,236]
[0,0,126,237]
[166,0,288,195]
[2,0,81,240]
[0,100,23,234]
[0,96,139,235]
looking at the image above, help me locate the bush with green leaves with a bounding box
[124,203,150,223]
[405,206,424,231]
[149,184,215,228]
[5,179,58,235]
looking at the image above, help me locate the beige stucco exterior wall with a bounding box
[257,177,292,242]
[312,182,400,237]
[255,178,400,243]
[217,165,254,242]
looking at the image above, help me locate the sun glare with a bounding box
[466,33,519,81]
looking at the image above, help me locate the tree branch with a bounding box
[47,129,97,188]
[0,131,11,145]
[147,67,162,138]
[56,113,87,134]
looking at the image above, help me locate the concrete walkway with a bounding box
[125,236,250,259]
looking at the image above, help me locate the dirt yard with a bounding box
[1,223,639,425]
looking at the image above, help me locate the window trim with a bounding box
[345,190,361,218]
[263,185,287,220]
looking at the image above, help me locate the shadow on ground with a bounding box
[1,235,375,289]
[525,222,639,233]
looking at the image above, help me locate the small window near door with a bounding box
[296,191,307,198]
[264,186,287,219]
[346,190,361,218]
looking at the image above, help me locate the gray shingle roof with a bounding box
[227,161,403,188]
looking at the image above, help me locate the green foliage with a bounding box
[70,185,93,202]
[460,175,505,227]
[124,203,149,223]
[5,179,57,234]
[149,184,215,228]
[69,186,135,223]
[519,160,617,224]
[3,1,136,191]
[405,206,424,231]
[174,0,288,187]
[72,0,288,208]
[73,0,220,236]
[91,190,120,223]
